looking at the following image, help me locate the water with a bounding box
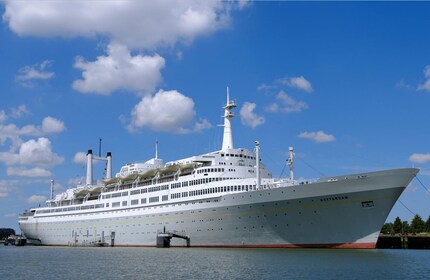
[2,246,429,280]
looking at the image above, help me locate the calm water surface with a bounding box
[2,246,429,279]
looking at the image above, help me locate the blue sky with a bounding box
[1,1,430,231]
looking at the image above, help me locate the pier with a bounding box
[377,234,430,249]
[156,228,190,248]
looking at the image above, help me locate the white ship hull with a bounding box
[19,168,417,248]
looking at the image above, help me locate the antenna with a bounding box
[99,138,102,157]
[50,179,54,200]
[287,147,295,181]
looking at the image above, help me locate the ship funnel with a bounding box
[106,152,112,179]
[86,149,93,185]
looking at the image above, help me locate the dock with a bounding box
[156,228,190,248]
[377,234,430,249]
[3,235,27,246]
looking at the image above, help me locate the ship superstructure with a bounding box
[19,90,418,248]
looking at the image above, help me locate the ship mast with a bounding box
[221,87,236,151]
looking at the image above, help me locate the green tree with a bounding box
[425,215,430,233]
[0,228,15,240]
[393,217,402,234]
[381,223,394,235]
[411,214,426,234]
[402,221,410,234]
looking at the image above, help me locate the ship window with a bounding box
[131,199,138,205]
[162,195,168,201]
[122,201,127,206]
[112,202,120,208]
[149,196,159,203]
[141,198,147,204]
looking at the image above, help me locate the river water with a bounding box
[2,246,429,279]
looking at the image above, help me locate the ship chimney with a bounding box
[221,87,236,151]
[86,149,93,185]
[106,152,112,179]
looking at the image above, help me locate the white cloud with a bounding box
[42,117,66,133]
[191,118,213,133]
[240,102,265,128]
[0,137,64,167]
[4,213,16,217]
[15,60,54,87]
[3,1,234,49]
[0,116,66,147]
[27,195,47,204]
[129,89,208,133]
[267,91,308,113]
[0,185,11,198]
[0,110,7,123]
[10,105,30,119]
[409,153,430,164]
[73,43,165,95]
[298,131,335,143]
[73,152,87,165]
[7,167,52,177]
[418,65,430,91]
[278,76,313,93]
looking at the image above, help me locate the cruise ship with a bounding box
[19,91,418,248]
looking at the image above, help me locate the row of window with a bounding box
[170,185,254,199]
[102,177,239,200]
[220,153,256,160]
[196,168,225,174]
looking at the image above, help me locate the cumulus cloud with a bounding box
[73,43,165,95]
[15,60,54,87]
[0,137,64,167]
[41,117,66,133]
[128,89,210,133]
[267,91,308,113]
[418,65,430,92]
[73,152,87,165]
[7,167,52,177]
[3,1,233,49]
[0,116,65,147]
[409,153,430,164]
[278,76,313,93]
[240,102,265,128]
[298,131,335,143]
[27,195,47,204]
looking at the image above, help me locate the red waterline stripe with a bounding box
[47,242,376,249]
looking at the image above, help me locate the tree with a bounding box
[411,214,426,234]
[402,221,410,234]
[425,215,430,233]
[0,228,15,240]
[393,217,402,234]
[381,223,394,235]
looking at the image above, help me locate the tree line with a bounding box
[0,228,16,240]
[381,214,430,235]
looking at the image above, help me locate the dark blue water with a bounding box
[1,246,429,279]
